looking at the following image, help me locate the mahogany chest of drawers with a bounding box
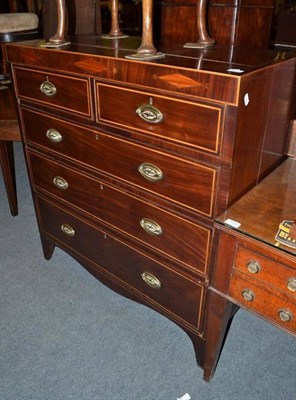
[7,37,296,380]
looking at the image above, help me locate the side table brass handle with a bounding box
[40,80,57,97]
[287,277,296,292]
[53,176,69,190]
[241,288,255,302]
[136,103,163,124]
[141,271,161,289]
[138,163,163,182]
[46,128,63,143]
[140,218,163,236]
[278,308,293,322]
[247,260,261,274]
[61,224,75,237]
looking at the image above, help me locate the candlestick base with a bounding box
[40,40,71,48]
[101,34,129,39]
[125,52,165,61]
[184,41,215,49]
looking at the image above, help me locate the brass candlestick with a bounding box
[126,0,164,60]
[184,0,215,48]
[42,0,70,47]
[101,0,128,39]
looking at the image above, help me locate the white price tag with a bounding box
[224,218,241,229]
[244,93,250,106]
[227,68,244,73]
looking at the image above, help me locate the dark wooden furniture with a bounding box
[0,84,21,216]
[41,0,275,49]
[42,0,102,40]
[7,37,295,380]
[204,158,296,380]
[156,0,275,49]
[274,10,296,50]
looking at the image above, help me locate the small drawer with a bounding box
[14,67,91,117]
[234,245,296,295]
[229,270,296,334]
[96,83,222,155]
[36,197,205,330]
[21,108,218,217]
[28,152,212,275]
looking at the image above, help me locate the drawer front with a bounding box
[36,197,205,330]
[14,67,91,117]
[229,271,296,334]
[235,245,296,295]
[22,108,217,217]
[97,83,222,155]
[29,152,211,275]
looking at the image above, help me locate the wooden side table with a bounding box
[0,84,21,216]
[204,158,296,380]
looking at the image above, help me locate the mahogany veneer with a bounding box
[205,158,296,380]
[7,37,295,380]
[157,0,275,49]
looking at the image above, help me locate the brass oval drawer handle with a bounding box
[287,277,296,292]
[140,218,163,236]
[247,260,261,274]
[241,288,255,302]
[40,80,57,97]
[136,100,163,124]
[46,128,63,143]
[141,271,162,289]
[278,308,293,322]
[53,176,69,190]
[138,163,164,182]
[61,224,75,237]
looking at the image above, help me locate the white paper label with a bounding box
[224,218,241,229]
[227,68,244,73]
[244,93,250,106]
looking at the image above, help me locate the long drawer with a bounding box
[36,196,205,330]
[21,108,218,217]
[96,83,222,155]
[28,151,211,275]
[13,67,91,117]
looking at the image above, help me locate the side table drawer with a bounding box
[21,108,217,217]
[13,67,91,117]
[36,197,205,330]
[96,83,222,155]
[234,245,296,295]
[229,270,296,334]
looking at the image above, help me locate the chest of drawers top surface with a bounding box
[6,36,296,106]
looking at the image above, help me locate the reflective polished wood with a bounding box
[7,38,296,380]
[204,158,296,380]
[157,0,275,49]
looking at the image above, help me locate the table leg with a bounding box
[0,140,18,216]
[203,290,238,381]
